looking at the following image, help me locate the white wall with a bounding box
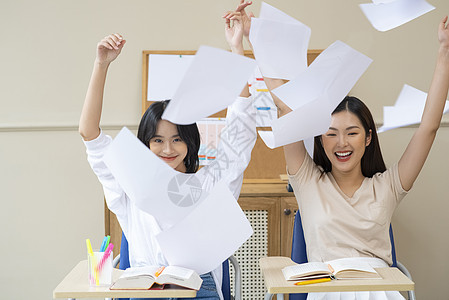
[1,0,448,298]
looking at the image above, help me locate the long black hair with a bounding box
[313,96,386,178]
[137,100,200,173]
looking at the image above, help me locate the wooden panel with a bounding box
[238,196,280,256]
[280,197,299,258]
[243,131,287,179]
[240,182,292,196]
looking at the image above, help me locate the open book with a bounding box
[282,259,382,281]
[110,265,203,290]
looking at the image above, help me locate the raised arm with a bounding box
[224,8,250,97]
[264,77,307,175]
[233,0,307,174]
[79,34,126,141]
[398,17,449,191]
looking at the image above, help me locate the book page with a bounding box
[328,259,376,274]
[326,258,381,279]
[162,266,194,280]
[157,266,202,290]
[121,266,159,278]
[282,262,331,280]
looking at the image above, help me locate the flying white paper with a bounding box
[372,0,398,4]
[378,84,449,132]
[304,137,315,158]
[259,41,372,149]
[259,2,303,24]
[161,46,256,125]
[103,127,207,229]
[258,94,332,149]
[156,181,253,274]
[273,40,373,111]
[249,2,311,80]
[359,0,435,32]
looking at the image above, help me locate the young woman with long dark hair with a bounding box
[234,1,449,298]
[79,7,255,300]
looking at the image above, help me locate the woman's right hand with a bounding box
[96,34,126,65]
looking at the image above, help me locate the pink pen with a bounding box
[97,243,114,273]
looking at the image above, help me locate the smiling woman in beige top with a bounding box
[234,1,449,297]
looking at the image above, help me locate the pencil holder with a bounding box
[87,250,113,286]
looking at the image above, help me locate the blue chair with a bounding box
[113,232,241,300]
[289,210,416,300]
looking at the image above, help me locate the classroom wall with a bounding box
[1,0,448,299]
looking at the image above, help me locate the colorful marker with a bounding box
[155,266,165,277]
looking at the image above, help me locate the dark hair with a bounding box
[137,100,200,173]
[313,96,386,178]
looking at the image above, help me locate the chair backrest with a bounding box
[290,210,398,300]
[118,232,233,300]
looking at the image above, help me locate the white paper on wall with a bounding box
[147,54,195,101]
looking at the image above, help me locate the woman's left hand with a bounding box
[224,11,244,54]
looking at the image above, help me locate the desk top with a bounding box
[260,257,415,294]
[53,260,197,299]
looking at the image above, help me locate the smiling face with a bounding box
[321,110,372,177]
[149,120,188,173]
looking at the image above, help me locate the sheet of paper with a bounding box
[250,18,311,80]
[161,46,256,125]
[147,54,195,101]
[258,94,332,149]
[273,40,372,111]
[103,127,208,229]
[372,0,398,4]
[249,2,311,80]
[259,2,303,24]
[156,181,253,275]
[304,137,314,158]
[259,41,372,148]
[359,0,435,32]
[378,84,449,132]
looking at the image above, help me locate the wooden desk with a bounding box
[53,260,196,299]
[260,257,414,300]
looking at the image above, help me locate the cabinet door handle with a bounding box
[283,208,291,215]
